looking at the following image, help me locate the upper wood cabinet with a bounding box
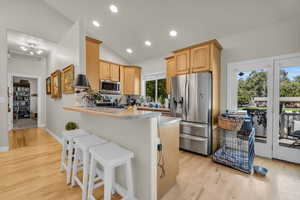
[174,49,190,75]
[172,40,222,75]
[110,63,120,82]
[120,66,141,95]
[86,37,102,91]
[190,44,210,73]
[99,60,111,80]
[166,56,176,94]
[99,60,120,82]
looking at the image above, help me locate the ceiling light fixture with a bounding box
[169,30,178,37]
[110,4,118,13]
[20,46,27,51]
[145,40,152,46]
[126,48,133,54]
[36,50,43,55]
[29,51,34,55]
[92,20,100,27]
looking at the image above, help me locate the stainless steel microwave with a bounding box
[100,80,121,94]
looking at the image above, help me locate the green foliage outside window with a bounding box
[238,68,300,107]
[146,79,167,104]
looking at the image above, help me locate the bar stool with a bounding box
[87,142,135,200]
[60,129,90,184]
[71,135,108,200]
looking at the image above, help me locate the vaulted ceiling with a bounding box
[43,0,300,63]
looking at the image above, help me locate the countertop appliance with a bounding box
[100,80,120,95]
[170,72,212,156]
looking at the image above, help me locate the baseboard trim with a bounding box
[45,128,62,144]
[0,146,9,152]
[38,124,46,128]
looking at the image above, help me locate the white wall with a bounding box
[136,18,300,110]
[100,44,129,65]
[0,0,72,42]
[0,27,8,150]
[46,21,85,139]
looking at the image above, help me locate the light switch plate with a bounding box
[0,97,5,104]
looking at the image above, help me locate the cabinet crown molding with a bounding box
[172,39,222,53]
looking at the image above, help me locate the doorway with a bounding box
[228,54,300,164]
[8,75,40,130]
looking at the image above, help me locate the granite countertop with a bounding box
[64,106,161,119]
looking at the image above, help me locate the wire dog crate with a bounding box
[213,128,255,174]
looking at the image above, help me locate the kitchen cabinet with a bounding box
[86,37,102,91]
[174,49,190,75]
[99,60,120,82]
[110,63,120,82]
[120,66,141,95]
[99,60,111,80]
[190,44,210,72]
[165,56,176,94]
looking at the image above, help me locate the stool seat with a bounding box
[62,129,90,139]
[74,135,107,151]
[90,143,134,167]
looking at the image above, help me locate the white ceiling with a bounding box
[7,30,56,58]
[43,0,300,63]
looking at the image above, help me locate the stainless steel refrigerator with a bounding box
[170,72,212,155]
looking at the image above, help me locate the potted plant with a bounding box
[65,121,78,131]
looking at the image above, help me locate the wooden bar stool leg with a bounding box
[82,151,90,200]
[71,146,79,187]
[126,160,134,199]
[88,156,97,200]
[104,167,113,200]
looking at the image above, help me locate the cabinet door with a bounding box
[110,63,120,82]
[166,57,175,94]
[86,39,100,91]
[190,44,210,73]
[134,68,141,95]
[175,50,190,75]
[99,61,111,80]
[123,67,135,95]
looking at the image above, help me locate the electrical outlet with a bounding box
[157,144,163,151]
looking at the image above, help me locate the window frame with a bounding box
[143,72,166,103]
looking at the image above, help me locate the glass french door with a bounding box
[228,59,274,158]
[273,56,300,164]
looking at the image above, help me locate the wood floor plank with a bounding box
[1,128,300,200]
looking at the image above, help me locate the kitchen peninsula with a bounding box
[64,106,180,200]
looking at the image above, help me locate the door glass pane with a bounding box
[237,70,268,143]
[146,80,155,102]
[157,79,167,105]
[279,65,300,149]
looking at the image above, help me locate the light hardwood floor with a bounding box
[1,128,300,200]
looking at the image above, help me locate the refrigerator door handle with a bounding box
[180,121,208,128]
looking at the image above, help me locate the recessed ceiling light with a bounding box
[36,50,43,55]
[92,20,100,27]
[126,48,133,54]
[145,41,152,46]
[110,4,118,13]
[169,30,178,37]
[20,46,27,51]
[29,51,34,55]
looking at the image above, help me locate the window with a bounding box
[145,78,167,104]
